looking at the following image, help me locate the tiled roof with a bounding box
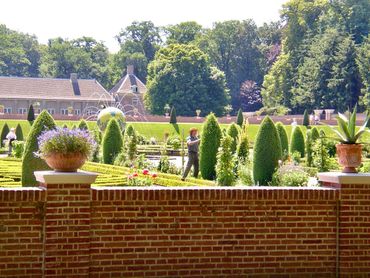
[0,76,114,102]
[109,74,147,95]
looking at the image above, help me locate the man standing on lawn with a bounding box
[181,128,200,181]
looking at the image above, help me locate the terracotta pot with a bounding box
[336,144,362,173]
[44,152,87,172]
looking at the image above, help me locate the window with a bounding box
[61,109,68,115]
[47,108,55,115]
[131,85,138,93]
[35,108,41,114]
[4,107,12,114]
[74,109,81,115]
[132,97,139,106]
[18,108,27,114]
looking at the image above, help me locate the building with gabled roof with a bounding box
[110,65,147,116]
[0,74,114,117]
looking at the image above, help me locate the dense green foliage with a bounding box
[236,109,244,126]
[21,111,56,186]
[0,123,9,147]
[169,107,177,124]
[227,123,240,154]
[236,129,249,162]
[290,126,305,158]
[102,119,123,164]
[216,135,236,186]
[303,110,309,127]
[199,113,222,180]
[78,119,89,130]
[27,105,35,124]
[275,122,289,160]
[253,116,282,185]
[306,130,313,167]
[15,124,24,141]
[311,127,320,141]
[145,44,229,116]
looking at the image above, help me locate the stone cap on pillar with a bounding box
[34,170,98,185]
[318,172,370,185]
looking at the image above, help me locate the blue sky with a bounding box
[0,0,287,52]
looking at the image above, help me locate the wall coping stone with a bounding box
[34,170,98,185]
[318,172,370,184]
[91,185,336,190]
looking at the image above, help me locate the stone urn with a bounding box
[336,144,362,173]
[44,152,87,172]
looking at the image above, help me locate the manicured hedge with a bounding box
[290,126,305,158]
[275,122,289,159]
[227,123,240,154]
[102,119,123,164]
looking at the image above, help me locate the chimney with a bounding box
[127,65,134,75]
[70,73,80,95]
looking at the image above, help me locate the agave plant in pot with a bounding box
[37,127,97,172]
[329,105,369,173]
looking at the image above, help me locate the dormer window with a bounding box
[131,85,138,93]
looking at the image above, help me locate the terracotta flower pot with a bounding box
[44,152,87,172]
[336,144,362,173]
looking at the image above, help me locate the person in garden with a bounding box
[181,128,200,181]
[6,127,17,155]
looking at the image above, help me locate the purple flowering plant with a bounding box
[36,127,97,158]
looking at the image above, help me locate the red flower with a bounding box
[151,173,158,178]
[133,172,139,177]
[142,169,149,175]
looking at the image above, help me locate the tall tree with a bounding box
[165,21,203,45]
[145,44,229,116]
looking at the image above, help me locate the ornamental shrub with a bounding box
[306,129,314,167]
[78,119,89,130]
[0,123,9,147]
[290,126,305,158]
[200,113,222,180]
[12,140,25,158]
[216,135,236,186]
[311,127,320,141]
[275,122,289,160]
[22,110,56,186]
[236,131,249,162]
[27,104,35,125]
[15,124,24,141]
[102,119,123,164]
[169,107,177,124]
[236,108,244,127]
[303,109,309,127]
[227,123,240,154]
[253,116,282,185]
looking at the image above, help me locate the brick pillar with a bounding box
[318,172,370,276]
[35,171,97,278]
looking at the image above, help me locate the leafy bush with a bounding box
[200,113,222,180]
[256,106,290,116]
[157,155,181,174]
[253,116,282,185]
[311,127,320,141]
[27,104,35,124]
[169,107,177,124]
[102,119,123,164]
[126,134,138,162]
[1,123,9,147]
[227,123,240,154]
[290,126,305,158]
[15,124,24,141]
[22,110,56,186]
[166,135,181,150]
[12,141,25,158]
[216,135,236,186]
[91,128,102,162]
[306,130,313,167]
[303,109,309,127]
[78,119,89,130]
[236,131,249,162]
[272,166,309,187]
[237,162,253,186]
[236,108,244,126]
[291,151,301,165]
[312,133,339,172]
[275,122,289,160]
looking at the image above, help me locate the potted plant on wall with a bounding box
[330,105,369,173]
[36,127,97,172]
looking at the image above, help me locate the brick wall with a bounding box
[0,182,369,277]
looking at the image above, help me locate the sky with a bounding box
[0,0,287,53]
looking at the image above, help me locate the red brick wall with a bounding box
[0,184,369,277]
[90,187,339,277]
[0,188,45,277]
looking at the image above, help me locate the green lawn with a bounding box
[0,119,340,143]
